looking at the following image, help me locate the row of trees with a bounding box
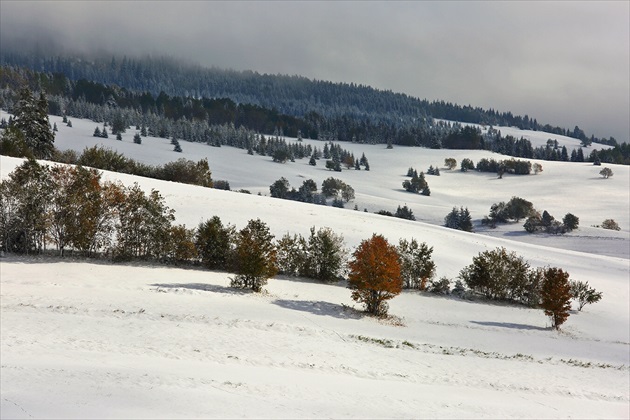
[2,68,625,168]
[6,52,618,147]
[0,88,214,189]
[269,177,355,207]
[402,170,430,195]
[0,159,600,328]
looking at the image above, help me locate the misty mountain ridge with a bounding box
[1,50,618,146]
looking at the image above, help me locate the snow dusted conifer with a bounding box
[13,88,55,159]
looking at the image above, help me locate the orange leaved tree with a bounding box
[540,267,572,330]
[348,234,402,316]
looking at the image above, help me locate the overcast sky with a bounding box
[1,1,628,141]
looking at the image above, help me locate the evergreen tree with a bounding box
[394,205,415,221]
[270,177,290,199]
[562,213,579,231]
[12,88,55,159]
[576,147,585,162]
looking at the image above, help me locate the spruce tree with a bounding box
[12,88,55,159]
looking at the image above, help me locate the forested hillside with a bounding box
[1,56,628,165]
[1,51,621,146]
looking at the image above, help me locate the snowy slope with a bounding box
[1,112,629,418]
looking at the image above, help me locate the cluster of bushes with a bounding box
[376,204,416,221]
[476,157,533,176]
[524,211,579,234]
[55,145,214,188]
[402,170,430,195]
[317,143,369,172]
[594,219,621,231]
[426,165,440,176]
[269,176,354,207]
[457,247,602,329]
[1,160,603,327]
[1,159,179,259]
[481,196,537,227]
[481,196,580,235]
[443,157,538,176]
[444,207,473,232]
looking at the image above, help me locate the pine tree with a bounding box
[540,267,572,330]
[576,147,585,162]
[12,88,55,159]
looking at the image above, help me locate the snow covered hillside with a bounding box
[1,112,629,418]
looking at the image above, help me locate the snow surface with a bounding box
[1,112,629,418]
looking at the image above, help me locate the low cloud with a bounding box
[1,1,627,140]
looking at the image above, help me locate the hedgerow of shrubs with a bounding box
[0,160,601,324]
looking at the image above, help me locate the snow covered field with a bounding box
[1,112,629,418]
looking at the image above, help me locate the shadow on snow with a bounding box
[469,320,548,331]
[273,299,364,320]
[150,282,252,295]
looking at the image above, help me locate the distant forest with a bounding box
[1,52,619,144]
[0,52,628,165]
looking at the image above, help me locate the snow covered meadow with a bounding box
[1,112,629,418]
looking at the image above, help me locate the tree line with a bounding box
[2,51,619,147]
[2,65,627,165]
[0,159,601,329]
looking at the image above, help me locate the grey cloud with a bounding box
[1,1,628,140]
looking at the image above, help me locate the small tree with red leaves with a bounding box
[540,267,572,330]
[348,234,402,316]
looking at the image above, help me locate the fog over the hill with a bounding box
[1,1,628,141]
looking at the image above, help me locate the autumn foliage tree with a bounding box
[540,267,573,330]
[348,234,402,316]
